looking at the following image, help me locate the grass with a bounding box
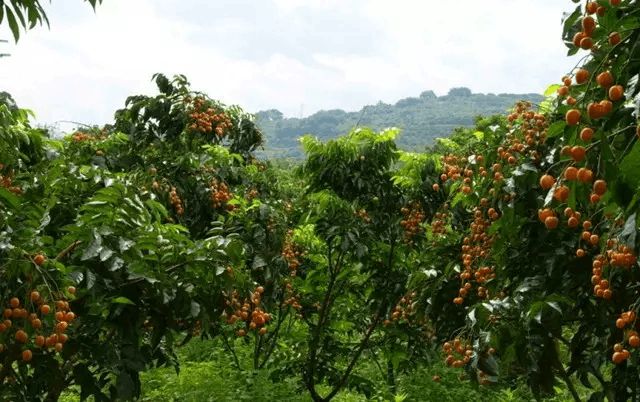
[60,338,589,401]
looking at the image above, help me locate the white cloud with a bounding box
[0,0,580,127]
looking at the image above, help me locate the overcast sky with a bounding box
[0,0,579,126]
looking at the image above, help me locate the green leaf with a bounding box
[112,297,135,305]
[190,301,201,317]
[0,187,20,208]
[436,137,459,150]
[561,6,582,40]
[546,121,566,138]
[81,232,103,260]
[544,84,561,97]
[6,8,20,42]
[620,213,637,248]
[619,141,640,190]
[252,256,267,269]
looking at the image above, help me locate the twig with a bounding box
[55,240,82,261]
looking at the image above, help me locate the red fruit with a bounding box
[593,180,607,195]
[22,349,33,362]
[539,174,555,190]
[575,69,589,84]
[573,32,587,47]
[609,85,624,101]
[566,109,581,126]
[35,335,45,347]
[15,330,28,343]
[578,168,593,183]
[580,127,594,142]
[588,102,604,120]
[597,71,614,88]
[33,254,46,266]
[9,298,19,309]
[600,100,613,115]
[545,216,559,230]
[609,32,621,46]
[571,146,587,162]
[538,208,555,222]
[564,167,578,181]
[557,86,569,97]
[582,16,596,36]
[580,37,594,50]
[554,186,570,202]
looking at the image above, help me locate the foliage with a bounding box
[0,75,274,401]
[0,0,102,42]
[406,1,640,400]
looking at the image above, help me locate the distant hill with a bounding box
[255,87,543,158]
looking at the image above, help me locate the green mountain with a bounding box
[255,87,543,158]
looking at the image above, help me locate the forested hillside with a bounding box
[256,87,543,157]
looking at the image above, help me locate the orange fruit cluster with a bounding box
[612,309,636,364]
[572,6,618,51]
[629,332,640,348]
[561,207,582,230]
[71,131,92,142]
[606,241,637,268]
[454,206,496,305]
[591,255,612,300]
[354,208,371,223]
[430,210,449,236]
[224,287,271,337]
[209,179,233,209]
[588,237,637,301]
[506,101,548,150]
[612,343,630,364]
[283,281,301,310]
[615,310,636,330]
[538,208,559,230]
[187,97,232,137]
[282,230,302,277]
[0,288,76,364]
[440,154,466,182]
[168,186,184,216]
[0,166,22,195]
[384,292,417,326]
[443,338,474,368]
[245,188,259,201]
[400,203,425,243]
